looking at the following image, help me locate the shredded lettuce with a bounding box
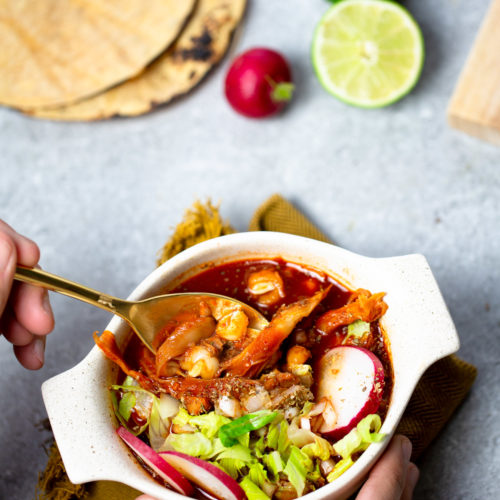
[207,437,227,458]
[278,419,291,459]
[307,462,322,483]
[253,434,266,456]
[237,430,251,448]
[164,431,213,458]
[112,376,386,492]
[171,407,191,427]
[265,414,292,461]
[248,462,269,488]
[266,419,280,450]
[188,412,231,439]
[343,320,370,344]
[284,446,313,496]
[218,458,247,479]
[172,408,230,438]
[299,401,315,416]
[357,414,385,443]
[110,377,151,436]
[217,444,254,463]
[327,457,354,482]
[118,392,136,421]
[333,414,385,461]
[263,450,284,477]
[240,476,270,500]
[301,434,333,461]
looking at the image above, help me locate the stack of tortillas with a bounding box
[0,0,246,120]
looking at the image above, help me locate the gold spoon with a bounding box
[14,265,269,354]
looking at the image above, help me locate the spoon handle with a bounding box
[14,265,125,314]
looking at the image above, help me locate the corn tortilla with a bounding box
[30,0,247,121]
[0,0,196,109]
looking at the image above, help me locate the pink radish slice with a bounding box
[316,346,385,442]
[117,426,193,496]
[160,451,245,500]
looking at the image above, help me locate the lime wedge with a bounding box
[312,0,424,108]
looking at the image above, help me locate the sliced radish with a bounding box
[159,451,245,500]
[316,346,385,441]
[117,426,193,496]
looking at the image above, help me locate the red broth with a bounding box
[168,258,393,417]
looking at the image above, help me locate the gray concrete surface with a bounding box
[1,1,499,498]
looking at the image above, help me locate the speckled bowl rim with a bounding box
[42,232,460,500]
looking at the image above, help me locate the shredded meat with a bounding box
[221,287,331,378]
[315,289,388,335]
[93,331,156,392]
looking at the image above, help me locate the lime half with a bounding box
[312,0,424,108]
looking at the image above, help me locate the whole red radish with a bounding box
[224,48,294,118]
[316,346,385,442]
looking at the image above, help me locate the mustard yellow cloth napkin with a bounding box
[37,196,477,500]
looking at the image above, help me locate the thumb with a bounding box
[357,435,413,500]
[0,233,16,317]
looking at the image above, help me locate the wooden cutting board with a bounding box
[448,0,500,145]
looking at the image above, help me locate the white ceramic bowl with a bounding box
[42,232,459,500]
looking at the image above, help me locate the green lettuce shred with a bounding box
[240,476,270,500]
[248,462,269,488]
[118,392,135,421]
[165,431,213,458]
[109,377,150,436]
[328,457,355,482]
[217,444,254,463]
[171,407,191,427]
[253,434,266,456]
[307,462,322,483]
[333,414,385,461]
[237,430,251,448]
[266,420,280,450]
[172,408,230,438]
[278,420,291,459]
[343,320,370,344]
[357,414,385,443]
[218,458,247,479]
[301,434,333,461]
[284,446,313,497]
[299,401,315,416]
[263,450,284,477]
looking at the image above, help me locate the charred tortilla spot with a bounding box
[178,28,214,61]
[192,29,213,47]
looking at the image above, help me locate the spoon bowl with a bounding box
[14,265,269,354]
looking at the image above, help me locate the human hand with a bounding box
[134,434,418,500]
[357,434,419,500]
[0,220,54,369]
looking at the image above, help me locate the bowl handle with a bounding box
[374,253,460,377]
[41,351,123,484]
[42,347,188,499]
